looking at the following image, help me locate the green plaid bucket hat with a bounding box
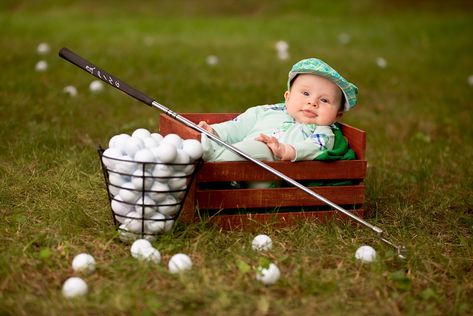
[288,58,358,111]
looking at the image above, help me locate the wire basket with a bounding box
[98,146,201,242]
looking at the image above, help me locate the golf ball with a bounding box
[155,143,177,163]
[162,134,183,149]
[182,139,203,161]
[110,133,131,154]
[142,136,159,149]
[89,80,104,92]
[71,253,96,274]
[252,234,272,251]
[135,196,157,218]
[124,137,144,158]
[132,128,151,140]
[376,57,387,68]
[102,148,122,170]
[139,247,161,263]
[206,55,219,66]
[123,212,145,234]
[118,224,137,242]
[355,245,377,263]
[150,133,163,144]
[134,148,156,163]
[158,195,179,216]
[62,277,88,298]
[152,164,173,182]
[256,263,280,285]
[118,182,139,203]
[111,196,133,222]
[36,42,50,55]
[148,181,169,202]
[63,85,78,97]
[35,60,48,72]
[275,40,288,52]
[146,212,166,233]
[168,253,192,273]
[131,169,153,190]
[130,239,153,258]
[168,172,187,191]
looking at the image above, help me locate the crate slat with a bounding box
[197,160,366,182]
[196,185,365,209]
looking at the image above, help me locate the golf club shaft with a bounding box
[59,47,401,250]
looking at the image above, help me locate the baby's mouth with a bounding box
[301,109,316,118]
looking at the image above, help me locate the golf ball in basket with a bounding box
[168,253,192,273]
[182,139,203,161]
[62,277,88,298]
[109,133,131,154]
[131,169,153,190]
[158,195,179,216]
[36,42,50,55]
[123,211,145,233]
[148,181,170,202]
[111,196,133,223]
[89,80,104,92]
[252,234,272,251]
[35,60,48,72]
[142,136,159,149]
[168,172,187,190]
[118,182,139,203]
[135,196,157,218]
[132,128,151,140]
[146,212,166,233]
[102,148,123,170]
[118,224,137,242]
[155,143,177,163]
[150,133,163,144]
[256,263,280,285]
[130,239,153,258]
[152,164,173,182]
[162,133,183,149]
[124,137,144,158]
[72,253,96,274]
[355,245,377,263]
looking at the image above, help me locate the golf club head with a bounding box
[397,245,408,259]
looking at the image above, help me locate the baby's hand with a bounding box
[198,121,216,135]
[255,134,296,161]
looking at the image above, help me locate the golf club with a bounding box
[59,47,407,259]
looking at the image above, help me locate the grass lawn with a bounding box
[1,1,472,315]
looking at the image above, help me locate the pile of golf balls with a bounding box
[101,128,203,241]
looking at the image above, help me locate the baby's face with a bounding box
[284,74,343,125]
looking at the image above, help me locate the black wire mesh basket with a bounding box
[98,146,201,242]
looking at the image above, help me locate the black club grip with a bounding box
[59,47,155,106]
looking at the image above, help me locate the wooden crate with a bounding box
[159,113,367,229]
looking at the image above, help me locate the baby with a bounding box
[198,58,358,163]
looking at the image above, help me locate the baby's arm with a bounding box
[255,134,296,161]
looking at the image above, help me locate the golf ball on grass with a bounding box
[63,85,78,97]
[130,239,153,258]
[89,80,104,92]
[252,234,272,251]
[168,253,192,273]
[355,245,377,263]
[62,277,88,298]
[35,60,48,72]
[72,253,96,274]
[36,42,50,55]
[138,247,161,263]
[256,263,280,285]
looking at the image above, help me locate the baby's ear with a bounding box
[284,90,290,101]
[336,111,344,119]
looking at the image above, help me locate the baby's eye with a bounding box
[302,91,310,96]
[320,98,329,104]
